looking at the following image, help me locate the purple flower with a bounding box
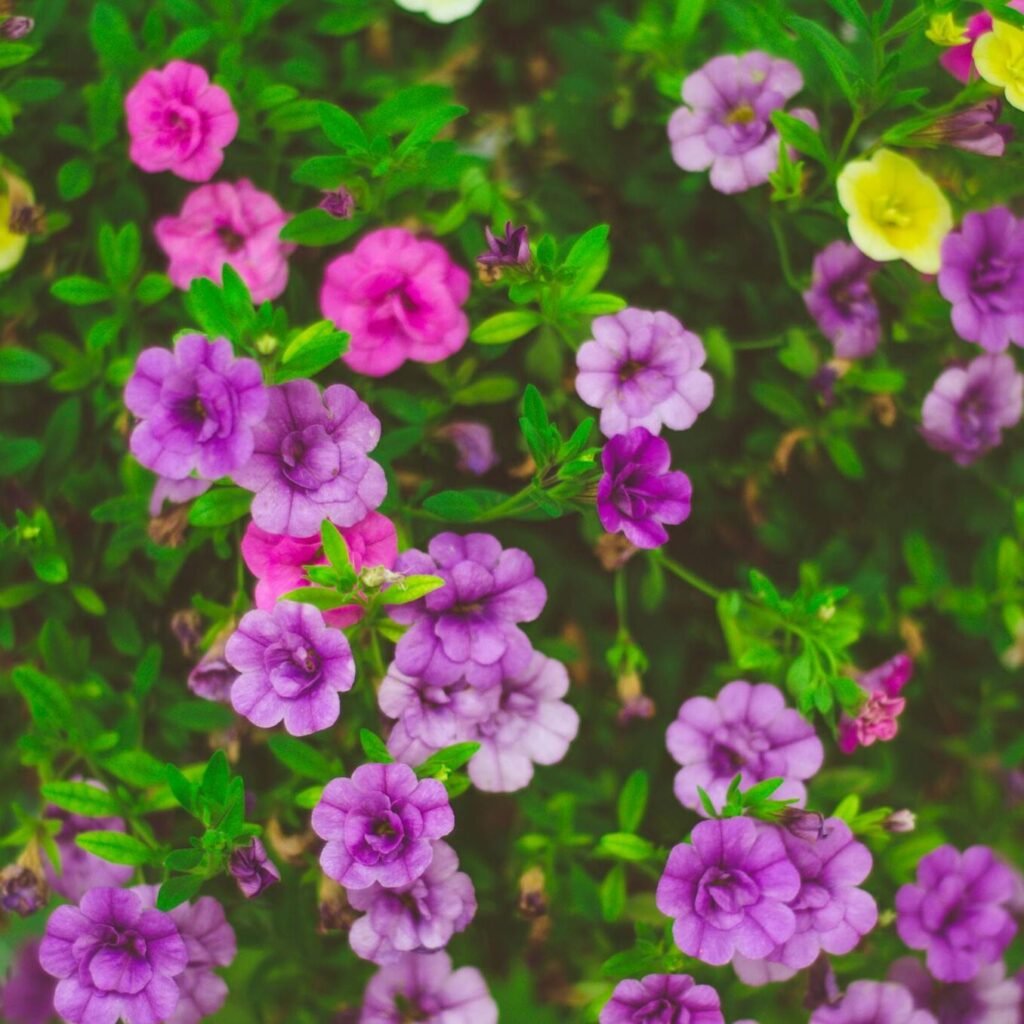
[803,242,881,359]
[348,841,476,964]
[390,532,547,689]
[149,476,210,516]
[921,353,1023,466]
[889,957,1022,1024]
[39,887,189,1024]
[668,52,816,194]
[0,863,47,915]
[599,973,724,1024]
[810,981,937,1024]
[124,335,268,483]
[187,654,236,704]
[895,844,1017,982]
[912,100,1011,157]
[435,421,499,475]
[838,654,913,755]
[232,379,386,537]
[1,938,56,1024]
[575,308,714,438]
[1,16,34,39]
[229,837,280,899]
[597,427,693,549]
[226,601,356,736]
[655,817,801,966]
[312,763,455,890]
[477,222,531,268]
[359,952,497,1024]
[937,207,1024,352]
[320,187,355,219]
[666,680,824,815]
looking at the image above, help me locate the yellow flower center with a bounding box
[872,196,913,230]
[726,104,756,125]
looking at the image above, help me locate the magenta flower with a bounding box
[668,51,816,194]
[810,981,937,1024]
[666,680,824,815]
[229,837,280,899]
[39,887,188,1024]
[655,817,801,966]
[124,61,237,182]
[320,227,470,377]
[803,242,881,359]
[889,957,1022,1024]
[232,380,386,537]
[838,654,913,755]
[895,844,1017,983]
[155,179,293,303]
[1,938,55,1024]
[435,421,499,475]
[312,763,455,890]
[575,308,713,438]
[599,973,724,1024]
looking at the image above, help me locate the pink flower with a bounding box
[155,180,293,303]
[940,4,1024,82]
[125,61,238,182]
[320,227,470,377]
[838,654,913,754]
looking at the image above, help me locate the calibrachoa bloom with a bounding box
[232,379,387,537]
[435,421,499,475]
[668,51,815,194]
[889,957,1023,1024]
[655,817,801,966]
[393,0,484,23]
[149,476,210,516]
[124,61,238,182]
[599,973,724,1024]
[155,179,293,303]
[921,353,1024,466]
[1,938,56,1024]
[666,680,824,815]
[838,653,913,755]
[575,308,714,438]
[895,844,1017,982]
[313,762,455,889]
[910,100,1011,158]
[936,7,1024,82]
[937,207,1024,352]
[186,649,236,704]
[125,334,268,483]
[477,221,530,269]
[320,227,470,377]
[390,532,547,689]
[229,837,280,899]
[39,887,188,1024]
[975,19,1024,111]
[803,242,881,359]
[810,981,937,1024]
[226,600,356,736]
[597,426,693,549]
[837,149,953,274]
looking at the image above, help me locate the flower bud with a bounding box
[780,808,831,842]
[0,862,47,916]
[0,16,33,39]
[883,809,916,833]
[229,837,280,899]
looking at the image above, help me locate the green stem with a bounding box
[769,214,801,292]
[655,553,723,601]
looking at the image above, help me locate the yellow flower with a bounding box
[0,170,33,274]
[836,149,953,274]
[926,13,968,47]
[974,19,1024,111]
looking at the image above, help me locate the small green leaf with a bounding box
[318,102,369,152]
[616,770,649,833]
[320,521,351,573]
[76,831,154,866]
[156,874,204,911]
[359,729,394,764]
[771,111,830,166]
[470,311,543,345]
[187,487,252,528]
[268,735,337,780]
[381,574,446,605]
[41,781,120,818]
[594,832,657,862]
[414,742,481,778]
[0,347,51,384]
[50,276,113,306]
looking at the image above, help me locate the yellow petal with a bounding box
[975,21,1024,111]
[926,13,969,47]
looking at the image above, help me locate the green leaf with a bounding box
[0,43,34,69]
[320,521,351,573]
[594,832,657,862]
[0,347,51,384]
[279,209,364,247]
[135,273,174,305]
[187,487,251,528]
[750,380,807,423]
[616,771,649,833]
[452,375,520,405]
[381,574,446,605]
[415,742,481,778]
[395,104,466,157]
[600,863,627,923]
[71,584,107,616]
[318,102,368,152]
[103,751,168,788]
[200,750,230,805]
[89,2,138,73]
[359,729,394,763]
[563,224,610,298]
[156,874,204,911]
[276,320,349,380]
[268,735,337,780]
[76,831,154,866]
[165,764,197,812]
[279,586,354,611]
[164,848,204,872]
[50,276,113,306]
[41,781,120,817]
[566,292,627,315]
[57,158,94,201]
[470,311,543,345]
[771,111,830,166]
[12,665,74,732]
[0,437,43,475]
[788,15,862,102]
[823,434,865,480]
[164,699,234,732]
[423,489,510,522]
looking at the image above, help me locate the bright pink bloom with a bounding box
[838,654,913,755]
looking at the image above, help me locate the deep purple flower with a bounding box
[320,187,355,219]
[125,334,269,483]
[477,222,531,268]
[779,808,831,843]
[390,532,547,689]
[1,938,56,1024]
[889,956,1022,1024]
[226,601,356,736]
[838,654,913,755]
[229,837,280,899]
[912,100,1011,157]
[435,421,499,475]
[599,973,724,1024]
[312,763,455,890]
[655,817,801,966]
[666,680,824,815]
[348,840,476,964]
[810,981,937,1024]
[575,308,714,438]
[921,353,1023,466]
[231,379,387,537]
[597,427,693,549]
[895,844,1017,982]
[360,952,497,1024]
[0,863,47,915]
[937,207,1024,352]
[39,887,189,1024]
[1,16,34,39]
[803,242,882,359]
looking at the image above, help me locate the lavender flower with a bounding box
[810,981,937,1024]
[149,476,210,516]
[666,680,824,815]
[229,837,280,899]
[838,654,913,755]
[1,16,34,39]
[312,763,455,890]
[803,242,882,359]
[232,379,387,537]
[889,956,1022,1024]
[320,187,355,219]
[599,973,724,1024]
[911,100,1011,157]
[477,221,530,268]
[575,308,714,438]
[187,644,237,704]
[435,421,499,475]
[1,938,56,1024]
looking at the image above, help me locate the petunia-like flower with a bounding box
[125,335,268,483]
[837,149,953,274]
[392,0,484,24]
[39,887,189,1024]
[810,981,937,1024]
[803,242,882,359]
[921,353,1023,466]
[575,308,714,438]
[889,956,1022,1024]
[348,841,476,964]
[389,532,547,689]
[435,421,499,475]
[155,179,293,303]
[187,650,236,704]
[655,816,801,966]
[229,837,280,899]
[313,763,455,890]
[124,61,238,182]
[895,844,1017,983]
[1,938,56,1024]
[597,427,693,549]
[910,100,1011,158]
[975,19,1024,111]
[599,973,724,1024]
[360,952,497,1024]
[666,680,824,816]
[937,207,1024,353]
[838,654,913,755]
[477,222,531,269]
[231,379,387,537]
[320,227,470,377]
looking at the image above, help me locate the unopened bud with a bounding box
[518,866,547,919]
[254,333,278,356]
[780,808,831,842]
[883,809,916,834]
[0,861,47,916]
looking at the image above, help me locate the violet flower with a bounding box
[229,837,280,899]
[320,187,355,219]
[889,956,1022,1024]
[1,938,56,1024]
[810,981,937,1024]
[187,652,237,704]
[599,973,724,1024]
[0,863,46,916]
[803,242,882,359]
[149,476,211,516]
[0,16,34,39]
[838,653,913,755]
[435,421,499,475]
[477,222,531,268]
[912,100,1011,157]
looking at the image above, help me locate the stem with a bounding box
[769,214,801,292]
[833,111,864,175]
[614,567,629,636]
[654,553,723,601]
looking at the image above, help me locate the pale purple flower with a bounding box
[231,379,386,537]
[312,763,455,890]
[0,16,34,39]
[889,956,1022,1024]
[599,973,724,1024]
[803,242,881,359]
[912,101,1011,157]
[1,939,56,1024]
[895,844,1017,982]
[477,222,531,268]
[149,476,211,516]
[810,981,936,1024]
[838,654,913,755]
[187,654,236,704]
[435,421,498,475]
[655,817,801,966]
[575,308,713,438]
[666,680,824,815]
[229,837,280,899]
